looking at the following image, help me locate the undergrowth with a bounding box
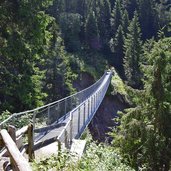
[32,131,134,171]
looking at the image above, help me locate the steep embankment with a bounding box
[73,70,128,142]
[89,94,128,142]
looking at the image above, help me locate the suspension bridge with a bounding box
[0,71,112,171]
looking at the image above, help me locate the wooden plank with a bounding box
[27,124,35,161]
[16,135,23,149]
[16,126,28,138]
[0,129,31,171]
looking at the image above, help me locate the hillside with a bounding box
[0,0,171,170]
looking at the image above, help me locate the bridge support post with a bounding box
[83,103,85,125]
[91,97,93,114]
[64,99,67,120]
[47,106,50,125]
[94,95,95,112]
[88,99,90,118]
[57,139,61,156]
[70,112,73,145]
[64,128,68,148]
[78,106,80,134]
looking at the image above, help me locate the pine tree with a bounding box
[110,25,125,76]
[0,0,54,112]
[59,12,82,52]
[111,0,122,36]
[98,0,111,49]
[137,0,159,39]
[111,37,171,170]
[124,11,142,88]
[85,10,100,49]
[121,9,129,36]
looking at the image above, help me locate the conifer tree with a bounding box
[85,10,100,49]
[137,0,159,39]
[124,11,142,88]
[98,0,111,48]
[110,25,125,76]
[121,10,129,36]
[111,0,122,36]
[112,37,171,171]
[0,0,55,112]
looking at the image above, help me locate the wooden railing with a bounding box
[0,125,32,171]
[0,123,62,171]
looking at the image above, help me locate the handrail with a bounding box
[0,71,112,156]
[0,129,32,171]
[57,71,112,146]
[0,71,107,127]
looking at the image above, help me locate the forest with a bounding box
[0,0,171,170]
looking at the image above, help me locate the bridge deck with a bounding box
[34,72,112,147]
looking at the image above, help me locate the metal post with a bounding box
[88,99,90,118]
[57,140,61,156]
[94,94,96,112]
[32,111,37,141]
[91,96,93,114]
[70,112,73,145]
[64,128,68,148]
[47,106,50,125]
[96,93,97,108]
[83,103,85,125]
[64,99,67,120]
[78,107,80,134]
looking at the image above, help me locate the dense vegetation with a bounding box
[32,132,135,171]
[0,0,171,170]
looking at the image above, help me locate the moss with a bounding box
[110,69,127,96]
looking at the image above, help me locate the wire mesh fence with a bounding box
[57,71,112,146]
[0,72,108,133]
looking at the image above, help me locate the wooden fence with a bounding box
[0,124,34,170]
[0,123,62,171]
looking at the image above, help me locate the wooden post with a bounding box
[0,130,4,148]
[27,124,35,161]
[0,129,32,171]
[8,125,16,143]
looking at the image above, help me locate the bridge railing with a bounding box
[0,72,107,135]
[58,71,112,147]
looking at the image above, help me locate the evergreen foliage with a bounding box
[110,0,122,36]
[0,0,171,170]
[121,10,130,36]
[124,11,142,88]
[85,10,100,50]
[0,0,54,112]
[111,37,171,170]
[110,25,125,76]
